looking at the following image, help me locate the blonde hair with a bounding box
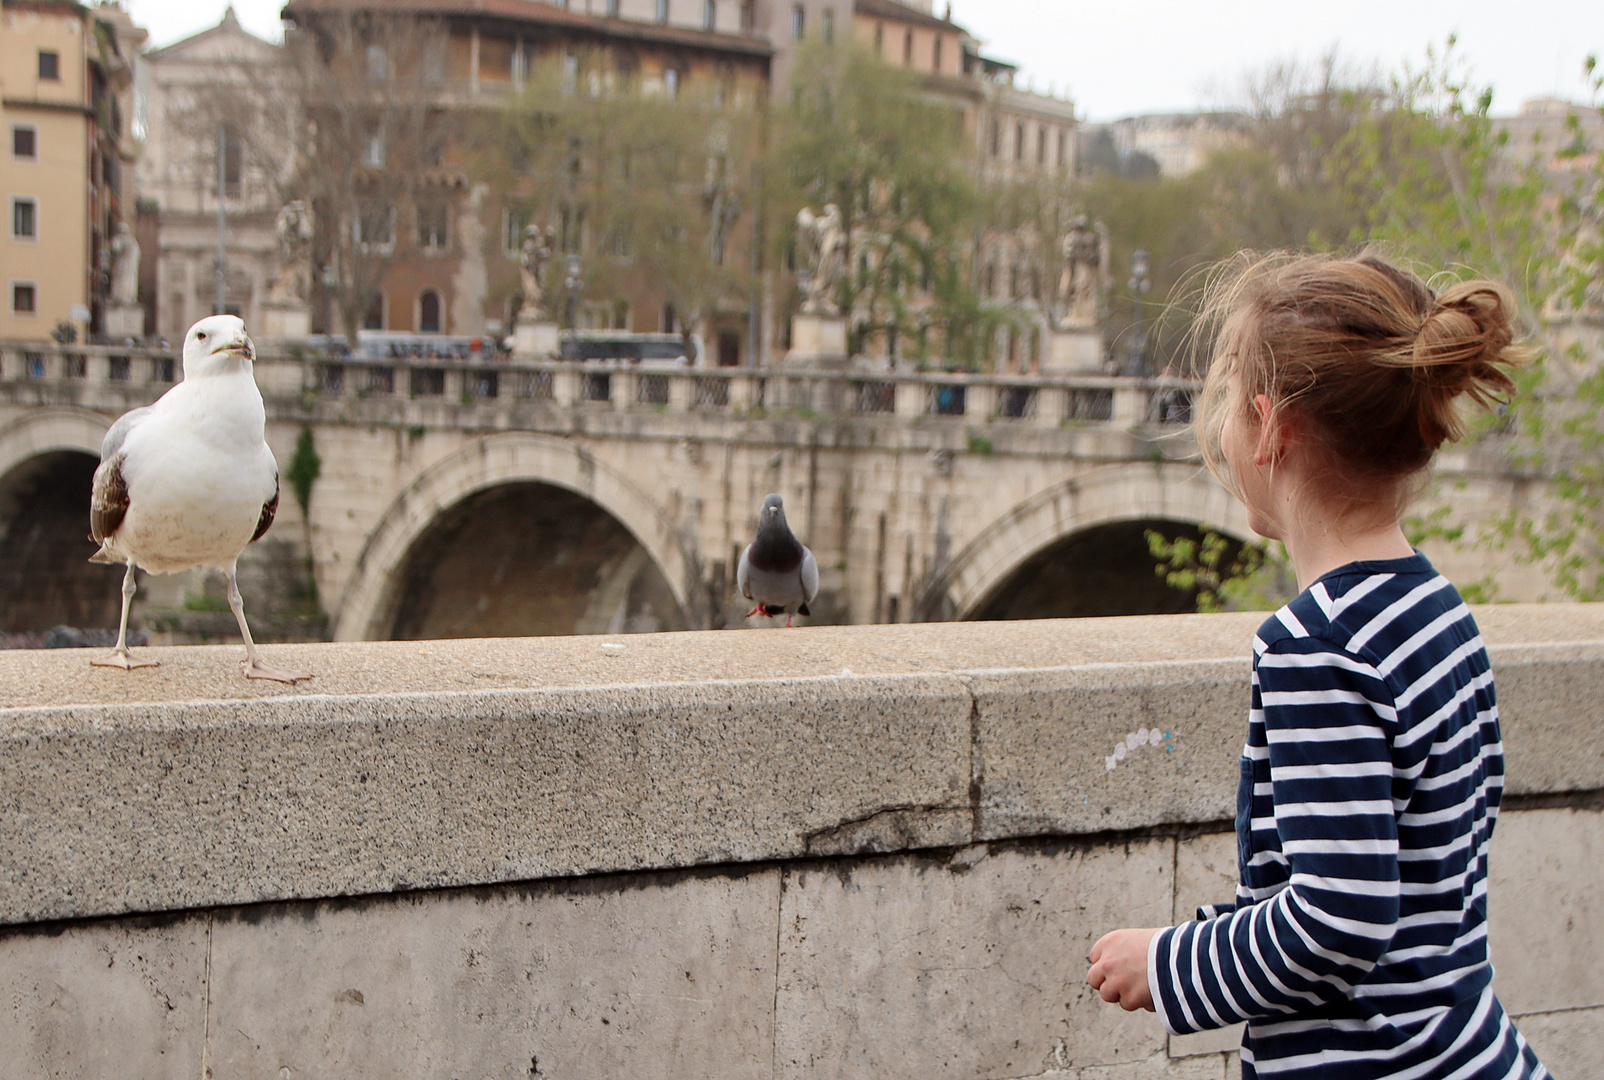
[1192,251,1531,515]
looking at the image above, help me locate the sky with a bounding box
[129,0,1603,121]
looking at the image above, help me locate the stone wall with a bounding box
[2,608,1602,1077]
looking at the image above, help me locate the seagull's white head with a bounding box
[181,315,255,380]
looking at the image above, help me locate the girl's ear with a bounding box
[1251,394,1279,467]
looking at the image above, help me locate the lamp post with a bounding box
[564,252,583,354]
[1126,248,1150,377]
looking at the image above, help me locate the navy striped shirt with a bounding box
[1148,554,1549,1079]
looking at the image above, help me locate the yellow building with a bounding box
[1,0,139,342]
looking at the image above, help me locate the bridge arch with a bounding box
[0,408,121,635]
[0,406,109,479]
[924,460,1250,621]
[333,431,697,642]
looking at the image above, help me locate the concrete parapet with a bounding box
[2,606,1602,1076]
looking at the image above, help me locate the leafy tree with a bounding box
[473,51,762,357]
[1145,528,1295,613]
[1329,42,1604,599]
[770,42,986,366]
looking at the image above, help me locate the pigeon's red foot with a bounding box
[91,649,159,671]
[785,614,796,628]
[746,605,764,619]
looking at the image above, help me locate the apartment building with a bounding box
[1,0,141,341]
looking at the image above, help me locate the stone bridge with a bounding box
[0,341,1532,641]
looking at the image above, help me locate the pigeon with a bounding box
[88,315,310,683]
[737,493,819,628]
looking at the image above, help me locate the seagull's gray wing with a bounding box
[736,543,753,600]
[100,405,153,461]
[799,545,819,606]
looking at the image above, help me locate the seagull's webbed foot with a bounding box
[91,648,160,671]
[243,659,313,685]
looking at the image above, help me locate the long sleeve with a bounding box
[1149,638,1401,1035]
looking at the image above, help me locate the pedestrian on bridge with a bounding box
[1085,252,1549,1079]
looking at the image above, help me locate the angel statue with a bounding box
[267,200,313,304]
[1055,214,1103,328]
[796,204,846,317]
[518,222,556,321]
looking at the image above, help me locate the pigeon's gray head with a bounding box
[182,315,255,379]
[761,493,786,524]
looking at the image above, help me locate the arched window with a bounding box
[418,289,442,333]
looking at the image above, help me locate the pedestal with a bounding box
[260,302,311,340]
[1043,327,1104,374]
[514,317,560,360]
[104,302,144,340]
[785,314,848,368]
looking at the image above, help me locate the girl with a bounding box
[1085,253,1550,1078]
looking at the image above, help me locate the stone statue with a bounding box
[109,222,140,306]
[1055,214,1103,328]
[796,204,846,317]
[267,200,313,304]
[518,223,555,321]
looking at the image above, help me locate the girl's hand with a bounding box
[1086,927,1161,1011]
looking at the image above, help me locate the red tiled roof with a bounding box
[281,0,774,57]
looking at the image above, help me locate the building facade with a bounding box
[135,8,290,342]
[1,0,141,341]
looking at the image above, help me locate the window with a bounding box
[12,198,37,239]
[562,53,580,92]
[1015,121,1025,161]
[988,118,1000,158]
[366,44,388,81]
[418,202,449,249]
[356,200,394,249]
[873,23,882,54]
[903,30,913,66]
[12,283,36,314]
[740,0,754,31]
[38,51,59,81]
[822,8,834,42]
[511,45,528,86]
[221,126,242,197]
[12,126,37,160]
[704,0,716,30]
[664,67,679,98]
[1037,125,1047,165]
[656,0,668,23]
[932,35,942,71]
[1057,129,1067,167]
[503,205,529,254]
[606,0,620,16]
[792,4,804,40]
[423,39,447,82]
[364,128,385,169]
[363,293,385,330]
[418,290,442,333]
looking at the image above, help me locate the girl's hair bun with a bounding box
[1409,281,1521,445]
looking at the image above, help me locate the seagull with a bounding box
[88,315,310,683]
[737,493,818,628]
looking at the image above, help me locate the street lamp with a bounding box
[1126,248,1150,377]
[564,252,583,350]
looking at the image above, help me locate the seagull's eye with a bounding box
[197,332,207,340]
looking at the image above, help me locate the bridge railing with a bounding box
[0,341,1199,428]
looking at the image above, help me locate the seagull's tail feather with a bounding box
[88,542,122,564]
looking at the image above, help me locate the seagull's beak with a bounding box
[213,335,254,360]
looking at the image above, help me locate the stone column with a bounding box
[894,378,926,420]
[1112,385,1148,427]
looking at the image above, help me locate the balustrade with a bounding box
[0,341,1200,430]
